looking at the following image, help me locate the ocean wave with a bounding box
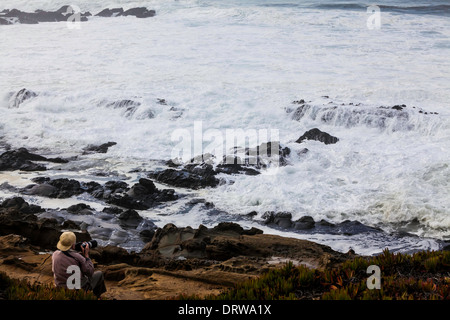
[312,3,450,16]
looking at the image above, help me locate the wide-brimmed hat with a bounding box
[57,231,76,251]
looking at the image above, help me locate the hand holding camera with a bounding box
[74,240,98,259]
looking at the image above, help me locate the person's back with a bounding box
[52,249,94,288]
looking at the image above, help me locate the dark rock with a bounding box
[66,203,93,215]
[0,197,90,250]
[104,100,140,117]
[149,164,220,189]
[139,229,156,242]
[104,178,177,210]
[0,148,68,172]
[95,8,124,17]
[22,184,58,197]
[335,220,382,235]
[89,245,134,265]
[118,209,143,228]
[46,178,83,198]
[215,162,260,176]
[262,211,293,229]
[21,177,84,198]
[0,197,43,214]
[392,104,407,111]
[293,216,315,230]
[296,128,339,145]
[82,141,117,155]
[120,7,156,18]
[0,148,46,171]
[2,7,91,25]
[144,222,264,260]
[102,206,124,215]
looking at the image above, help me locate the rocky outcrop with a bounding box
[120,7,156,18]
[82,141,117,155]
[0,148,68,171]
[0,197,90,250]
[141,222,347,270]
[148,164,220,190]
[9,88,37,108]
[149,141,291,189]
[102,178,177,210]
[259,210,383,236]
[21,177,177,210]
[296,128,339,145]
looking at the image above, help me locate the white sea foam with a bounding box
[0,0,449,253]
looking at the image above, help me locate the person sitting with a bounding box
[51,231,106,298]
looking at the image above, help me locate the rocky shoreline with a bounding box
[0,93,447,299]
[0,196,352,300]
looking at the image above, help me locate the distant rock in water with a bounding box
[9,88,37,108]
[95,7,155,18]
[0,6,155,25]
[296,128,339,145]
[103,99,142,118]
[0,6,90,25]
[95,8,124,17]
[82,142,117,155]
[287,99,438,132]
[121,7,156,18]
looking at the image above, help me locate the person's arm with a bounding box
[78,243,94,277]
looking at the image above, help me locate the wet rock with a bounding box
[0,197,42,214]
[0,148,68,172]
[335,220,382,235]
[245,141,291,167]
[105,178,177,210]
[120,7,155,18]
[215,162,261,176]
[104,99,140,118]
[66,203,93,215]
[296,128,339,145]
[118,209,143,229]
[22,184,58,197]
[21,177,85,198]
[9,88,37,108]
[95,8,124,17]
[293,216,315,230]
[102,206,124,215]
[0,148,46,171]
[1,7,90,25]
[0,197,90,249]
[148,164,220,189]
[262,211,293,229]
[392,104,407,111]
[82,141,117,155]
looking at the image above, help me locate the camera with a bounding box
[74,240,98,252]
